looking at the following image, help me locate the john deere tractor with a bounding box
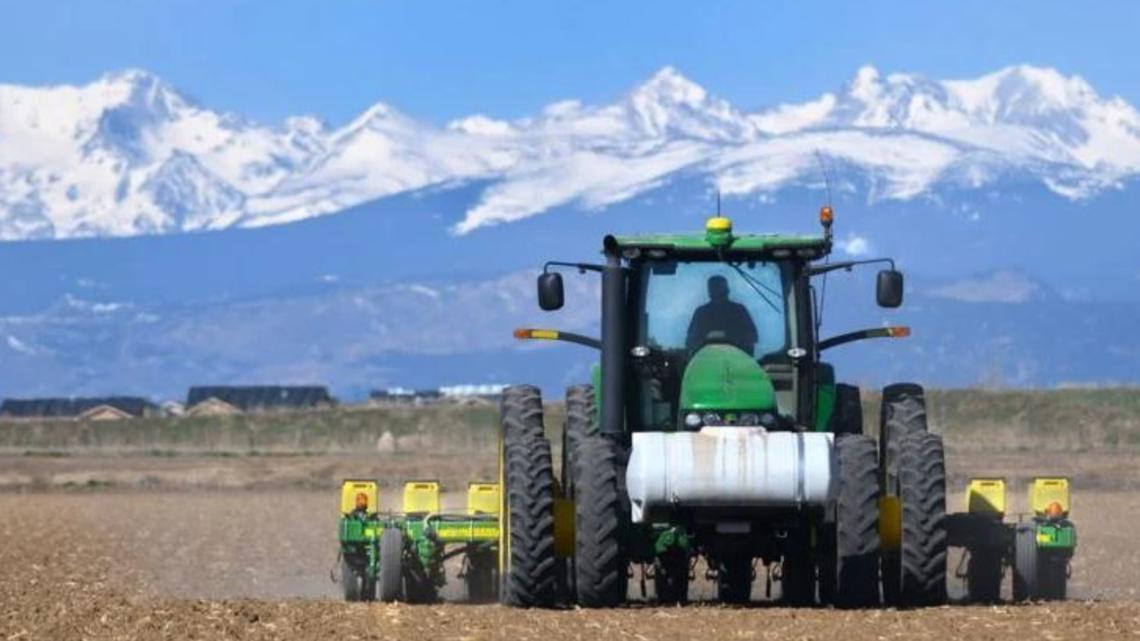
[497,208,950,608]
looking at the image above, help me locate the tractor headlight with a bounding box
[684,412,703,429]
[738,412,760,426]
[702,412,724,426]
[759,412,778,429]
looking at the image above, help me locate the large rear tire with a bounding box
[561,384,596,603]
[501,385,545,445]
[879,382,928,605]
[879,382,928,488]
[833,434,881,608]
[377,528,403,603]
[562,384,596,498]
[501,437,560,607]
[897,432,948,606]
[574,436,629,608]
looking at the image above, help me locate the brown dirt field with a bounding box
[3,450,1140,640]
[1,487,1138,640]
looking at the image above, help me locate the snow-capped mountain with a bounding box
[2,64,1139,240]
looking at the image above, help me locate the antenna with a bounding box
[716,189,722,217]
[812,150,835,338]
[813,149,834,207]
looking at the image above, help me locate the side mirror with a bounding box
[876,270,904,308]
[537,272,564,311]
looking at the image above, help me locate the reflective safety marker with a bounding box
[514,328,559,340]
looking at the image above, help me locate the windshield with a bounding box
[636,259,794,359]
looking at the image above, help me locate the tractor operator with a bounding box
[685,275,758,355]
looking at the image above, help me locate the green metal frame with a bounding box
[338,512,500,594]
[1035,519,1077,550]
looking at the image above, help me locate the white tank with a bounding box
[625,427,836,523]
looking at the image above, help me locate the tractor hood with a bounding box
[679,344,776,412]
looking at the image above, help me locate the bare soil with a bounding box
[3,453,1139,640]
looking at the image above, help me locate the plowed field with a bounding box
[2,485,1139,641]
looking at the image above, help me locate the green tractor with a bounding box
[497,208,949,607]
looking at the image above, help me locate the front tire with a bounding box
[574,436,629,608]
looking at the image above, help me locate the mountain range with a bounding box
[3,64,1140,240]
[0,65,1137,398]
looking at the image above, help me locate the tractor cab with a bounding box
[528,212,907,436]
[617,220,822,433]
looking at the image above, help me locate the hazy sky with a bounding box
[1,1,1137,125]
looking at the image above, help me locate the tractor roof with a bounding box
[607,216,832,258]
[609,232,830,253]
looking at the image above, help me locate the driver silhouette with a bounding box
[685,275,759,355]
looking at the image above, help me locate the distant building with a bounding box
[186,397,242,417]
[369,388,443,407]
[78,404,135,421]
[186,385,335,414]
[370,384,504,407]
[440,384,506,405]
[0,397,158,421]
[160,401,186,417]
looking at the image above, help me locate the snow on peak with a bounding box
[848,65,884,102]
[632,66,709,106]
[2,64,1140,240]
[623,66,754,141]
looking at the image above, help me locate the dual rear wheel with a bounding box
[879,383,948,608]
[499,386,560,607]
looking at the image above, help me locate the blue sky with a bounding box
[1,1,1137,125]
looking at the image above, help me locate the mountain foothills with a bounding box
[0,65,1137,397]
